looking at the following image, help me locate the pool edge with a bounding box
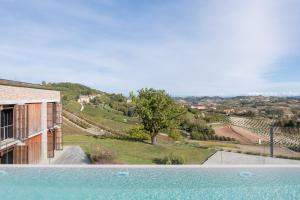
[0,164,300,168]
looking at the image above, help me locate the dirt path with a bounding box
[80,103,84,112]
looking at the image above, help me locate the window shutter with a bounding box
[55,128,63,150]
[27,104,41,135]
[14,105,28,140]
[47,130,54,158]
[55,103,62,126]
[47,103,54,129]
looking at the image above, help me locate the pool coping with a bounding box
[0,164,300,168]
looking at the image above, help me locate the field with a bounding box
[214,126,251,143]
[214,126,263,144]
[63,120,216,164]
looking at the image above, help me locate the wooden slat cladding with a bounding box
[47,102,62,129]
[25,134,42,164]
[27,103,41,135]
[47,130,54,158]
[13,145,28,164]
[14,105,28,139]
[47,103,54,129]
[55,128,63,150]
[55,103,62,126]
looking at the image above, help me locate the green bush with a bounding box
[169,129,182,141]
[190,131,209,140]
[181,118,215,134]
[154,153,185,165]
[220,136,226,141]
[127,127,150,141]
[188,121,215,141]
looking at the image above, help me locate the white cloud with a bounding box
[0,0,299,96]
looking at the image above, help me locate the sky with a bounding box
[0,0,300,96]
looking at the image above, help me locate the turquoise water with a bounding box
[0,167,299,200]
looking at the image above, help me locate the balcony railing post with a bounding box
[270,126,274,157]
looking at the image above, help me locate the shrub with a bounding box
[288,146,300,152]
[90,146,116,164]
[154,153,185,165]
[189,124,215,140]
[181,118,215,135]
[190,131,204,140]
[127,127,150,141]
[211,134,218,140]
[169,130,182,141]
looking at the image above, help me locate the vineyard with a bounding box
[226,117,300,149]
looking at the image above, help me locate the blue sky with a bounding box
[0,0,300,96]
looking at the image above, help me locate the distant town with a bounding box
[175,96,300,124]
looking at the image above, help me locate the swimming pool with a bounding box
[0,166,299,200]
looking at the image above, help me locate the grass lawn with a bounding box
[188,140,238,149]
[63,121,216,164]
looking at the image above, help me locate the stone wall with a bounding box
[0,85,60,104]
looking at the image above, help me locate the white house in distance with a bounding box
[77,95,96,104]
[191,104,207,111]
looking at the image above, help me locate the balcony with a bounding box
[0,138,19,150]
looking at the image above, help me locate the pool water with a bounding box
[0,166,299,200]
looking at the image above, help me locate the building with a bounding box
[126,99,132,104]
[77,95,95,104]
[0,79,63,164]
[284,112,295,119]
[191,104,207,110]
[223,109,235,115]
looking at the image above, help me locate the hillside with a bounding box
[46,82,138,133]
[45,82,105,103]
[47,82,300,164]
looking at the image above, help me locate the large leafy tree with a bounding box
[132,88,185,145]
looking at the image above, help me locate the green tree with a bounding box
[132,88,185,145]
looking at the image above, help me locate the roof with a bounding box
[0,79,57,91]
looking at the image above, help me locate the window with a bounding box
[0,108,14,140]
[1,149,14,164]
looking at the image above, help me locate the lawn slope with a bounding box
[63,120,216,164]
